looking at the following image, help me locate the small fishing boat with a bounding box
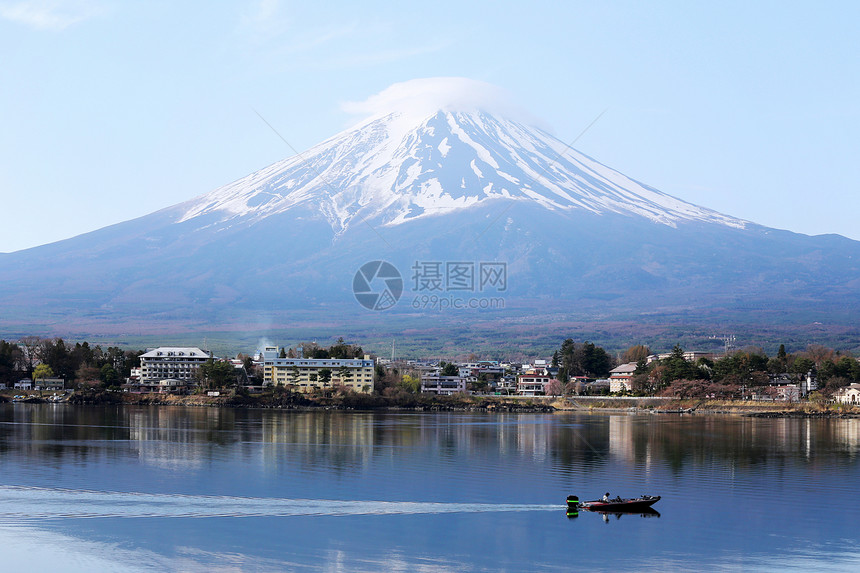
[567,494,661,512]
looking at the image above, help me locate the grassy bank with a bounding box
[7,390,857,417]
[570,397,860,417]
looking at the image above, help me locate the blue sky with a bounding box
[1,0,858,253]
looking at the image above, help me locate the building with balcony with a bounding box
[421,375,468,395]
[609,363,637,392]
[260,346,374,393]
[139,347,211,384]
[517,373,551,396]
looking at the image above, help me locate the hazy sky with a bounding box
[1,0,858,253]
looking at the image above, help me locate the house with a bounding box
[517,373,551,396]
[458,365,478,377]
[609,363,637,393]
[14,379,32,390]
[834,383,860,405]
[493,376,517,395]
[41,378,65,392]
[587,378,611,394]
[260,346,374,393]
[751,384,800,402]
[800,370,818,396]
[139,347,211,384]
[456,362,504,385]
[421,375,468,396]
[766,371,817,398]
[157,378,188,393]
[123,380,156,393]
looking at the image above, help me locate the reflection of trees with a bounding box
[259,411,611,479]
[3,407,859,478]
[0,404,249,469]
[2,403,135,464]
[545,416,611,471]
[598,415,860,472]
[530,414,860,474]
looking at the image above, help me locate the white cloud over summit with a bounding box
[341,77,544,128]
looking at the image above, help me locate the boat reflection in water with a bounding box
[597,507,661,522]
[567,506,661,520]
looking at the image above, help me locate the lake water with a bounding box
[0,404,858,572]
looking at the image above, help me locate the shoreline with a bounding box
[65,390,559,413]
[4,391,858,417]
[565,397,860,418]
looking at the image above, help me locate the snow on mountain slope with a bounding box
[175,78,747,236]
[6,78,860,332]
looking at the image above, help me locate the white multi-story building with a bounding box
[139,347,211,383]
[517,373,551,396]
[421,375,468,396]
[647,351,713,364]
[609,363,637,393]
[260,346,374,393]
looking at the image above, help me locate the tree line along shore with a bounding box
[2,336,860,415]
[3,390,857,419]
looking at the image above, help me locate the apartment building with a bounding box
[139,347,211,383]
[260,346,374,393]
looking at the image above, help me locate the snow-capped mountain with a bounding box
[1,77,859,333]
[175,106,745,236]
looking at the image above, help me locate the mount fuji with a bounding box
[2,78,859,334]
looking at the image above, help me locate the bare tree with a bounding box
[18,336,42,378]
[622,345,651,364]
[805,344,836,366]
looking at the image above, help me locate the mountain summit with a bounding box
[1,78,859,332]
[176,78,745,236]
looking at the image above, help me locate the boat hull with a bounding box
[575,495,661,512]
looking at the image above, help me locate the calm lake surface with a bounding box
[0,404,858,572]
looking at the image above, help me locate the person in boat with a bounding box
[602,492,610,502]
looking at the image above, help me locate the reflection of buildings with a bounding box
[608,415,657,471]
[126,407,236,470]
[514,417,548,461]
[8,405,860,491]
[609,414,654,469]
[260,411,377,473]
[830,419,860,458]
[608,416,633,461]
